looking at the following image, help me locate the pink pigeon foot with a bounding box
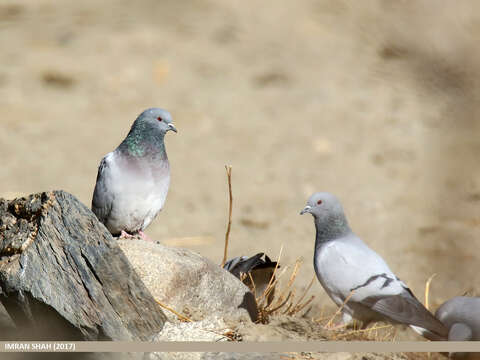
[120,230,134,239]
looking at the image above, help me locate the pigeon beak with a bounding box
[300,205,311,215]
[168,123,178,133]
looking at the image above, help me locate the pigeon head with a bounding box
[134,108,177,134]
[119,108,177,158]
[300,192,344,218]
[300,192,351,242]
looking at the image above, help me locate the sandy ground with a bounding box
[1,0,480,341]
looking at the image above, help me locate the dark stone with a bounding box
[0,190,166,341]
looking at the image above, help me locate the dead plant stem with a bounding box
[221,165,233,268]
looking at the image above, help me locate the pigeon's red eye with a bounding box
[317,200,323,205]
[157,117,163,122]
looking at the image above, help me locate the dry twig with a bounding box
[325,290,355,329]
[220,165,233,268]
[259,244,284,305]
[155,300,193,322]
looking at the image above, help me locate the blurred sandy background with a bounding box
[1,0,479,327]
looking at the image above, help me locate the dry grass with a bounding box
[424,273,437,310]
[253,254,316,324]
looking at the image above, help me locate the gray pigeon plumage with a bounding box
[300,192,448,340]
[435,296,480,341]
[91,108,177,237]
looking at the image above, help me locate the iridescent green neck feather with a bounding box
[117,120,167,160]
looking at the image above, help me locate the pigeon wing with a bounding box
[360,291,448,339]
[225,253,265,278]
[254,254,278,270]
[91,153,115,225]
[223,257,244,272]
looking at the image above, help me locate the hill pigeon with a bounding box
[435,296,480,341]
[300,192,448,340]
[91,108,177,239]
[224,253,278,305]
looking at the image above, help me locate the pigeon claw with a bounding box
[119,230,134,239]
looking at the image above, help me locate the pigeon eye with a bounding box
[317,200,323,205]
[157,117,163,122]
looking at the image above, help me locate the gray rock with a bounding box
[235,315,329,341]
[154,317,230,342]
[0,191,166,341]
[147,351,287,360]
[146,313,239,359]
[118,239,258,323]
[202,354,286,360]
[0,301,15,333]
[148,353,378,360]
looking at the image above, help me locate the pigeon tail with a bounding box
[410,325,448,341]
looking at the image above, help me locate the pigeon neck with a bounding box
[119,125,167,160]
[314,215,351,244]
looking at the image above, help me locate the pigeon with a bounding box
[91,108,177,239]
[224,253,278,305]
[435,296,480,341]
[300,192,448,340]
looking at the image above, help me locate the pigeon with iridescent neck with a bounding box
[300,192,448,341]
[92,108,177,240]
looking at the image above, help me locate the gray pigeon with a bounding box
[91,108,177,239]
[300,192,448,340]
[224,253,278,305]
[435,296,480,341]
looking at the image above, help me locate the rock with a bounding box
[155,317,231,342]
[148,352,286,360]
[0,301,15,334]
[0,191,166,340]
[118,239,258,323]
[235,315,329,341]
[147,315,283,360]
[202,354,286,360]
